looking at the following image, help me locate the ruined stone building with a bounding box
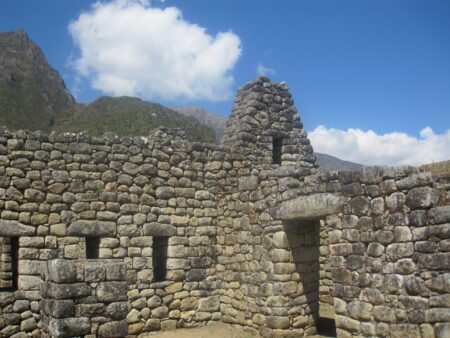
[0,77,449,338]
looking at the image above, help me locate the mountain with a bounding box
[175,107,227,142]
[0,30,75,131]
[56,96,215,143]
[315,153,364,172]
[0,30,214,143]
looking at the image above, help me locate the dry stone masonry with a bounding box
[0,76,448,338]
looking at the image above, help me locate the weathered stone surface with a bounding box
[428,206,450,224]
[97,282,128,302]
[105,302,130,320]
[267,316,290,329]
[406,187,439,209]
[47,259,77,283]
[143,223,176,236]
[98,320,128,337]
[239,176,258,191]
[198,296,220,312]
[49,317,90,338]
[68,220,116,236]
[43,299,75,318]
[46,283,91,299]
[348,301,373,320]
[272,193,345,220]
[0,220,35,236]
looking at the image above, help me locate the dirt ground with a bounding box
[138,322,334,338]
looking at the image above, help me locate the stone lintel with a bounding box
[271,193,346,221]
[143,223,176,236]
[0,219,36,236]
[67,220,116,236]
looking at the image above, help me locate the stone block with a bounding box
[46,283,91,299]
[105,302,130,320]
[406,187,439,209]
[418,253,450,271]
[267,316,290,329]
[47,259,77,283]
[239,176,258,191]
[0,220,35,236]
[18,275,43,290]
[85,264,105,282]
[143,223,176,236]
[68,220,116,236]
[198,296,220,312]
[428,206,450,224]
[180,297,198,311]
[186,269,205,281]
[98,320,128,337]
[105,263,127,281]
[49,317,90,338]
[161,320,177,331]
[97,281,128,302]
[435,323,450,338]
[42,299,75,318]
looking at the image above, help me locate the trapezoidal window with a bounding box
[0,237,19,291]
[85,237,100,259]
[272,137,283,165]
[153,236,168,282]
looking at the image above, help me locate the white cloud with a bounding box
[308,125,450,166]
[257,63,275,76]
[69,0,242,101]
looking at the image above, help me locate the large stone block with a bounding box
[271,193,346,220]
[198,296,220,312]
[97,281,128,302]
[267,316,290,329]
[105,263,127,281]
[48,259,77,283]
[143,223,176,236]
[68,220,116,236]
[0,220,35,236]
[46,282,91,299]
[428,206,450,224]
[238,176,258,191]
[49,317,90,338]
[42,299,75,318]
[406,187,439,209]
[98,320,128,337]
[105,302,130,320]
[348,301,373,320]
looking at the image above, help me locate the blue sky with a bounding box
[1,0,449,165]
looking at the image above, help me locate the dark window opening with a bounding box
[0,237,19,291]
[86,237,100,259]
[153,236,168,282]
[317,317,336,337]
[272,137,283,165]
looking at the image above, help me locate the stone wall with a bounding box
[0,76,448,338]
[40,259,128,337]
[0,76,320,336]
[324,167,450,337]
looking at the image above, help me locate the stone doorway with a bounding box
[284,220,336,337]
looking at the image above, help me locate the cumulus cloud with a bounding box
[69,0,242,100]
[257,63,276,76]
[308,126,450,166]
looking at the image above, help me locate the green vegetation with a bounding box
[0,30,215,144]
[55,96,215,143]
